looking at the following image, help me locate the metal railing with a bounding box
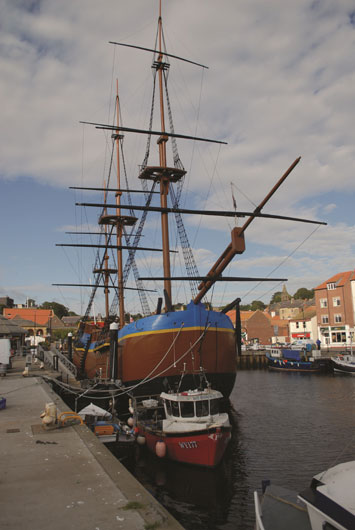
[38,345,77,379]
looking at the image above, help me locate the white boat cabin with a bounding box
[160,389,224,423]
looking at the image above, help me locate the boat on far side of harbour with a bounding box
[331,353,355,375]
[265,347,329,373]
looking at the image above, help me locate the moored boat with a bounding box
[254,460,355,530]
[78,402,136,445]
[135,385,232,468]
[331,354,355,375]
[266,348,327,373]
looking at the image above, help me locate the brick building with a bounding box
[226,309,289,345]
[314,270,355,348]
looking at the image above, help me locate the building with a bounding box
[267,285,315,320]
[2,308,55,338]
[314,270,355,348]
[0,296,14,308]
[226,309,290,345]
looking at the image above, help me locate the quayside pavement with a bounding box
[0,363,184,530]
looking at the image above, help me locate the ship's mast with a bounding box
[157,1,172,305]
[115,80,125,328]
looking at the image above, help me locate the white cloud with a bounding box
[1,0,355,312]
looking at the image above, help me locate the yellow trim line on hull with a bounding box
[117,325,234,343]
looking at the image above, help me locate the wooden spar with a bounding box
[75,201,327,226]
[108,42,208,70]
[157,3,172,309]
[138,276,288,282]
[52,283,156,292]
[238,156,302,236]
[80,121,227,145]
[193,157,302,304]
[115,80,125,330]
[69,186,159,194]
[55,243,175,252]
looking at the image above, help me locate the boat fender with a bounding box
[133,427,139,435]
[127,417,134,427]
[155,440,166,458]
[137,435,146,445]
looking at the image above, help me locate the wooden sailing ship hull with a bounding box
[73,302,237,398]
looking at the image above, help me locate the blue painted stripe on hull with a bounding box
[118,300,233,341]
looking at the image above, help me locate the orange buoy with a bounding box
[155,440,166,458]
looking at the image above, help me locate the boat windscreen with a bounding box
[210,399,219,415]
[172,400,180,417]
[180,401,195,418]
[196,400,209,417]
[165,399,172,416]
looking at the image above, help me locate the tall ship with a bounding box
[55,1,326,398]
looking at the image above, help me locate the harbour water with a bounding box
[119,370,355,530]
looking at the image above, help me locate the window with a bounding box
[334,314,342,323]
[171,400,180,417]
[296,322,299,329]
[196,400,209,417]
[331,331,346,343]
[321,315,329,324]
[210,399,219,416]
[333,297,340,307]
[165,399,172,416]
[327,282,336,290]
[180,401,195,418]
[320,299,327,308]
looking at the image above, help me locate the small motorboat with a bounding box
[254,460,355,530]
[78,403,136,445]
[331,354,355,375]
[135,386,232,468]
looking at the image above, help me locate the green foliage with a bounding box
[40,301,70,319]
[122,501,145,510]
[294,287,314,300]
[51,328,76,341]
[250,300,266,311]
[270,291,282,304]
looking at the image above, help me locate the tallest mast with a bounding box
[138,0,186,309]
[157,0,172,305]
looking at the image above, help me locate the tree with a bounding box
[40,301,70,320]
[250,300,266,311]
[270,291,282,304]
[294,287,314,300]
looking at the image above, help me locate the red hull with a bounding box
[139,426,231,467]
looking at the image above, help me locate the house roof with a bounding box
[226,310,257,323]
[3,308,53,326]
[314,270,355,290]
[0,315,26,336]
[12,316,37,327]
[62,316,81,326]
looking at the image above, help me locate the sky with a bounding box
[1,0,355,317]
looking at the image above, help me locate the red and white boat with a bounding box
[136,387,232,468]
